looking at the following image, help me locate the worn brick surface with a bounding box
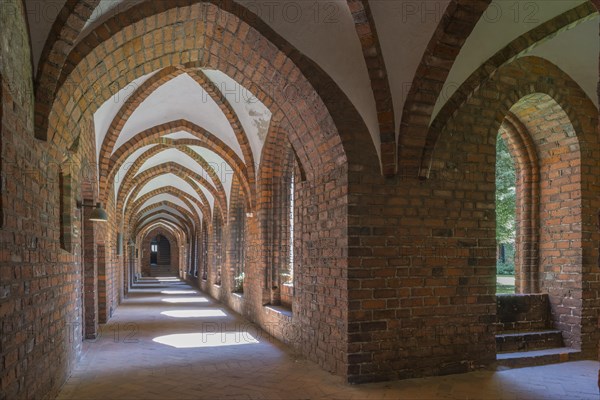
[1,1,599,398]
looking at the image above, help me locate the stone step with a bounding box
[496,330,563,353]
[496,294,552,333]
[496,347,580,369]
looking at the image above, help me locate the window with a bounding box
[496,133,516,294]
[278,165,296,308]
[264,145,304,308]
[202,225,208,281]
[0,76,3,228]
[285,170,294,284]
[193,235,199,277]
[232,202,245,293]
[59,170,73,252]
[213,213,223,286]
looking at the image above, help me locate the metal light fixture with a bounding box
[77,201,108,222]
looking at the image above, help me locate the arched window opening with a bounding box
[278,163,296,309]
[202,225,208,281]
[284,169,295,285]
[232,202,246,293]
[213,213,223,286]
[59,169,73,252]
[0,76,3,228]
[496,134,516,294]
[493,92,587,352]
[193,235,199,278]
[265,145,302,309]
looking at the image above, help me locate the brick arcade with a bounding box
[1,0,599,398]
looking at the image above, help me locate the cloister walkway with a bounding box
[56,278,599,399]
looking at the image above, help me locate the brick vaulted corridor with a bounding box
[2,0,600,399]
[56,277,600,399]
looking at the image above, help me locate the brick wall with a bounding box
[2,1,596,392]
[496,294,552,333]
[0,1,81,397]
[345,56,600,383]
[0,0,124,396]
[510,93,590,349]
[0,3,126,397]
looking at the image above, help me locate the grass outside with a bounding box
[496,274,515,294]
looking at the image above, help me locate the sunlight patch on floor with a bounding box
[161,290,197,295]
[161,297,210,304]
[161,309,227,318]
[153,332,259,348]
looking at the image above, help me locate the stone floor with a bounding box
[57,278,599,400]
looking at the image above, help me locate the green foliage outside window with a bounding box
[496,134,516,276]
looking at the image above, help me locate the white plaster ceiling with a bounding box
[139,194,193,216]
[95,70,160,162]
[434,0,590,120]
[202,69,272,165]
[134,175,200,204]
[129,175,207,222]
[369,0,451,135]
[139,223,179,241]
[140,215,186,231]
[23,0,598,236]
[234,0,381,159]
[193,180,216,211]
[24,0,66,74]
[148,220,179,230]
[142,219,178,231]
[113,73,242,158]
[30,0,379,158]
[526,14,599,107]
[132,175,209,221]
[97,68,251,225]
[139,205,187,223]
[189,146,233,201]
[26,0,599,167]
[133,149,216,187]
[79,0,145,41]
[113,144,156,197]
[162,131,199,140]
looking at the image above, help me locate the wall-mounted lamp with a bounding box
[245,212,254,218]
[76,201,108,222]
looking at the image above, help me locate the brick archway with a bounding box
[398,0,491,174]
[131,200,198,235]
[425,2,598,179]
[258,120,298,306]
[117,162,222,223]
[398,1,599,179]
[128,188,202,229]
[44,2,376,377]
[46,2,376,175]
[139,226,181,277]
[498,112,540,295]
[108,131,250,212]
[430,56,599,357]
[97,66,257,201]
[134,209,192,238]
